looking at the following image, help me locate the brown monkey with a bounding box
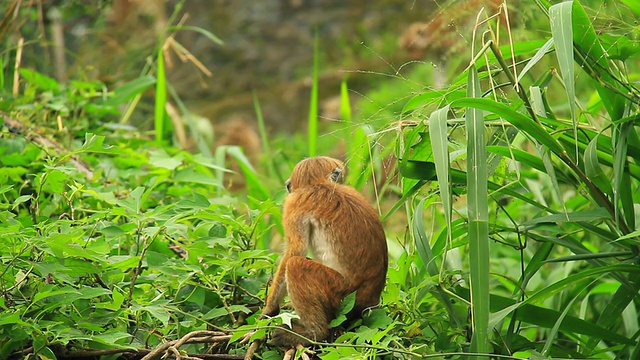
[262,156,388,347]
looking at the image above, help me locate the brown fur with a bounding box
[399,0,507,60]
[262,156,388,347]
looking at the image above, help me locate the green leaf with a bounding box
[456,287,635,346]
[149,149,184,170]
[620,0,640,16]
[584,135,613,197]
[570,1,625,120]
[550,1,576,125]
[168,25,224,45]
[466,65,490,357]
[451,97,564,155]
[155,47,168,142]
[307,31,319,157]
[521,208,611,227]
[362,309,393,329]
[517,38,554,84]
[103,75,156,106]
[19,68,60,91]
[429,105,452,243]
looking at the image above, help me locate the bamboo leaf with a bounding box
[521,208,611,227]
[428,105,452,242]
[456,287,636,346]
[517,38,554,84]
[451,97,565,155]
[614,122,635,230]
[571,1,625,120]
[466,65,490,358]
[584,135,613,197]
[550,1,578,165]
[550,1,576,123]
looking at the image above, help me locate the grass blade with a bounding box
[154,46,167,143]
[550,1,578,165]
[307,31,319,157]
[466,65,490,358]
[340,78,353,158]
[428,105,452,252]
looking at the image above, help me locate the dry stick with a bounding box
[12,37,23,96]
[141,331,231,360]
[243,339,261,360]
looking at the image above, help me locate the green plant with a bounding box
[395,0,640,358]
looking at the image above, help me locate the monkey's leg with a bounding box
[271,256,347,347]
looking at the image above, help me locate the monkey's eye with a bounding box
[330,167,343,183]
[285,179,292,193]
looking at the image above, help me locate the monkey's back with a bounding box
[283,182,388,312]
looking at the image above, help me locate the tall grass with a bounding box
[400,0,640,357]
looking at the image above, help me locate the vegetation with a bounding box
[1,0,639,359]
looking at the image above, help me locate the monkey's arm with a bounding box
[262,214,310,317]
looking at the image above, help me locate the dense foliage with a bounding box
[1,0,639,359]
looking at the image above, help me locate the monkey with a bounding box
[261,156,388,347]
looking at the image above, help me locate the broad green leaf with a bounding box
[32,286,81,303]
[149,149,184,170]
[19,68,60,91]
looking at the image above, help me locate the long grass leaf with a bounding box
[413,199,461,327]
[452,98,564,154]
[614,122,635,230]
[104,75,156,107]
[585,135,613,197]
[570,1,625,120]
[226,146,270,201]
[456,287,635,346]
[550,2,575,125]
[154,47,167,143]
[516,38,554,84]
[167,25,224,45]
[429,105,452,240]
[307,31,319,157]
[550,1,580,169]
[466,65,490,358]
[531,85,566,213]
[253,92,277,180]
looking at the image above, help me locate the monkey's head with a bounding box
[286,156,345,193]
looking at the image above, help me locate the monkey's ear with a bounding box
[285,179,292,193]
[330,167,343,183]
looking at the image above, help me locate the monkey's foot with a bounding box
[283,345,314,360]
[271,326,313,347]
